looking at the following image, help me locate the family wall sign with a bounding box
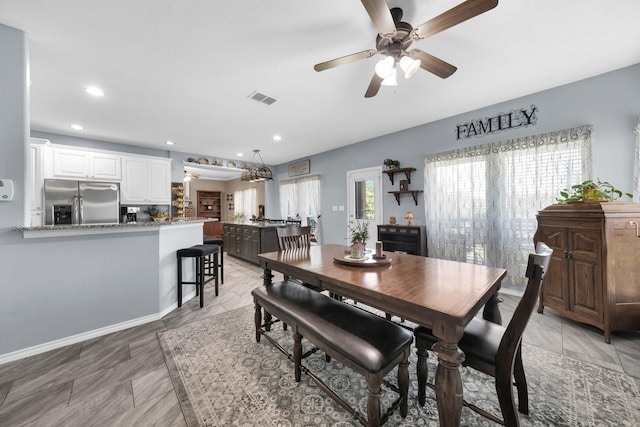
[456,105,538,140]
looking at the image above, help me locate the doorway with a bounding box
[347,166,382,248]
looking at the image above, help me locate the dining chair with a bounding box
[414,242,552,426]
[276,225,311,250]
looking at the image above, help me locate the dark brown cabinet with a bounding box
[534,202,640,342]
[377,225,427,256]
[197,191,221,220]
[223,223,280,264]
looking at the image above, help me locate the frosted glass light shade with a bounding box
[399,56,420,79]
[380,67,398,86]
[375,56,395,79]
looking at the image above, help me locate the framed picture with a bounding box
[289,159,310,177]
[399,179,408,191]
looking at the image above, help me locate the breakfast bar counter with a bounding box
[14,218,214,239]
[2,219,207,363]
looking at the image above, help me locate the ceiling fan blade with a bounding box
[408,49,457,79]
[361,0,397,36]
[413,0,498,40]
[364,74,383,98]
[314,49,378,72]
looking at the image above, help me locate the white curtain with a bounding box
[279,175,321,222]
[424,125,593,291]
[234,188,256,219]
[634,117,640,203]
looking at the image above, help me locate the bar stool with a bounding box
[176,244,219,308]
[204,236,224,284]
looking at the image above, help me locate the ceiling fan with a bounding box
[314,0,498,97]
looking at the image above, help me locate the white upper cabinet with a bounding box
[48,147,121,181]
[90,152,122,180]
[51,147,90,178]
[121,156,171,204]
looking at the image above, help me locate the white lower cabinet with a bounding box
[121,156,171,204]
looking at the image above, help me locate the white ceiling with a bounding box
[1,1,639,166]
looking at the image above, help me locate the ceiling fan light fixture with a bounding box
[399,56,420,79]
[381,67,398,86]
[374,56,395,79]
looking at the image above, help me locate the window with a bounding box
[424,125,592,292]
[279,175,321,223]
[234,188,256,219]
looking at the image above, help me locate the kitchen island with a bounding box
[3,219,210,364]
[223,222,284,264]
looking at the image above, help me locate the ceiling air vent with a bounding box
[248,90,277,106]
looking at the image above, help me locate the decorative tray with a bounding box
[333,254,391,267]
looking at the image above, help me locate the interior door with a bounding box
[347,167,382,248]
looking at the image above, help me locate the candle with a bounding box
[376,241,383,257]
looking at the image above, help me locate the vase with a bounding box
[350,245,364,259]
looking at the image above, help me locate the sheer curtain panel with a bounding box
[279,175,321,222]
[234,188,256,219]
[424,125,592,292]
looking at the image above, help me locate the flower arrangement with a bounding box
[350,241,365,259]
[349,221,370,245]
[404,212,413,225]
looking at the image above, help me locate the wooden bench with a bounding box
[251,281,412,427]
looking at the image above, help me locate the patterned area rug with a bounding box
[158,305,640,426]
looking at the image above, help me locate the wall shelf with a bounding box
[389,190,423,206]
[382,167,416,185]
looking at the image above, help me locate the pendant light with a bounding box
[240,149,273,182]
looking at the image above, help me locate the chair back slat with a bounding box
[498,242,553,360]
[277,226,312,251]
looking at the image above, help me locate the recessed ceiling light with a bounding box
[85,86,104,97]
[273,135,282,141]
[70,124,84,130]
[165,140,175,145]
[237,153,243,157]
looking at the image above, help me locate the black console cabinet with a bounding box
[377,225,427,256]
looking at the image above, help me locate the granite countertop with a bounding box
[14,218,213,234]
[225,221,288,229]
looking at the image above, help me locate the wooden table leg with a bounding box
[262,267,273,330]
[431,327,465,427]
[482,291,503,325]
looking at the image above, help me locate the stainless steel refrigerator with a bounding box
[44,179,120,225]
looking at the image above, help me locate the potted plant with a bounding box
[383,159,400,169]
[349,221,370,259]
[555,178,633,204]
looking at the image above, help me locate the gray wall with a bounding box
[2,21,638,359]
[268,63,640,245]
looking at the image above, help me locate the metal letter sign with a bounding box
[456,105,538,140]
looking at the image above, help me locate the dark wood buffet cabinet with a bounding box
[223,223,280,264]
[534,202,640,343]
[377,225,427,256]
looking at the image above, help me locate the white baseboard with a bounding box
[0,290,197,366]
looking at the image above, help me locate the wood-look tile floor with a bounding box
[1,255,638,426]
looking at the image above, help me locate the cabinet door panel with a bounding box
[571,229,600,261]
[53,149,89,178]
[91,153,121,180]
[537,225,569,308]
[571,259,603,321]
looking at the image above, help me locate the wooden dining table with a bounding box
[258,244,507,426]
